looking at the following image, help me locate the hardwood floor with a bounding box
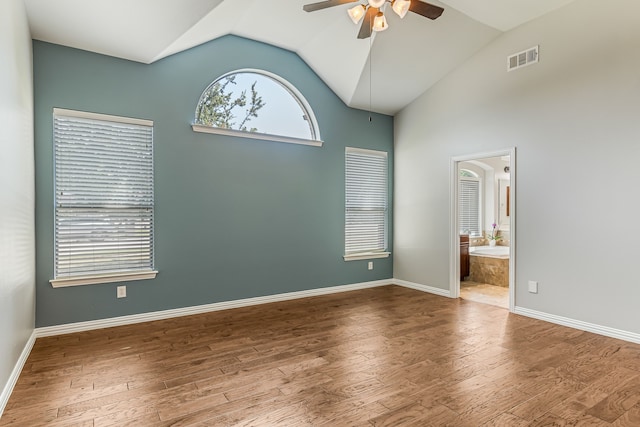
[2,285,640,426]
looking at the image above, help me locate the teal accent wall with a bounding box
[33,35,393,327]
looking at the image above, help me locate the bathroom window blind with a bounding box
[345,147,388,255]
[459,178,481,236]
[53,109,155,281]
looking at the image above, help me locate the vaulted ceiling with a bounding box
[23,0,578,115]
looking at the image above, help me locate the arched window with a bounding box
[459,169,478,178]
[192,69,322,147]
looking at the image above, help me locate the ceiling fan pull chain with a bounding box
[369,26,373,122]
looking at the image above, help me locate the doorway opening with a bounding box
[449,148,515,311]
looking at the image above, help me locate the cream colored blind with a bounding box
[459,177,481,236]
[53,109,154,279]
[345,147,388,255]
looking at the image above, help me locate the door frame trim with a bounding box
[449,147,516,311]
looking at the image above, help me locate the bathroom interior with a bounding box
[458,155,511,308]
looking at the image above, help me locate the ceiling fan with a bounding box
[303,0,444,39]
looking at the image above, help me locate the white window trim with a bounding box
[459,175,483,237]
[192,124,323,147]
[53,108,152,127]
[344,147,390,260]
[193,68,323,147]
[50,271,158,288]
[343,252,390,262]
[52,108,156,287]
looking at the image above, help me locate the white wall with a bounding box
[0,0,35,414]
[473,156,510,233]
[394,0,640,333]
[461,157,510,235]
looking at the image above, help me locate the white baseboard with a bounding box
[35,279,394,338]
[0,331,36,418]
[394,283,640,344]
[514,306,640,345]
[393,278,452,298]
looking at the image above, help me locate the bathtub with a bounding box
[468,245,509,287]
[469,245,509,259]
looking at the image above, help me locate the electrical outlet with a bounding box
[117,285,127,298]
[528,281,538,294]
[368,261,373,270]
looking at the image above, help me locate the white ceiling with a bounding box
[23,0,578,115]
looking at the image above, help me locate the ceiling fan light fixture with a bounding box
[372,11,388,32]
[392,0,410,18]
[347,4,366,24]
[367,0,386,9]
[302,0,444,39]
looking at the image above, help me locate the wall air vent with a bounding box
[507,45,539,72]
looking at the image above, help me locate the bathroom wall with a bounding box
[478,157,510,245]
[459,157,510,246]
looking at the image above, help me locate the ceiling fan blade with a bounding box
[303,0,358,12]
[357,7,378,39]
[409,0,444,20]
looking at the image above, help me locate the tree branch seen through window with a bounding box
[195,75,265,132]
[194,70,320,142]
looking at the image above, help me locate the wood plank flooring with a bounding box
[2,285,640,426]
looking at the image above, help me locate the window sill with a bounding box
[343,252,391,262]
[50,270,158,288]
[192,124,323,147]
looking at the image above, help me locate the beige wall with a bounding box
[394,0,640,333]
[0,0,35,413]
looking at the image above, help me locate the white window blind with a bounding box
[53,109,155,285]
[459,177,481,236]
[345,148,388,256]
